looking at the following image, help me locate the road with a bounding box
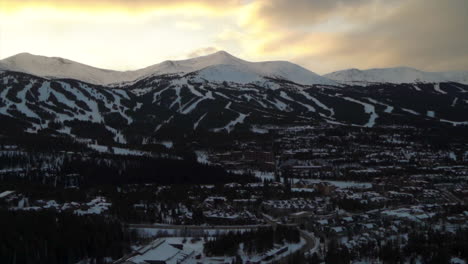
[126,216,318,264]
[128,223,270,230]
[261,213,319,263]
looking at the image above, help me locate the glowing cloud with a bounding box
[1,0,467,74]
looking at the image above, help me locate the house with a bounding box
[0,190,21,207]
[330,226,347,236]
[125,239,195,264]
[290,211,314,224]
[0,190,15,200]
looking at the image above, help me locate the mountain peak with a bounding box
[9,52,34,58]
[324,67,468,85]
[211,50,232,56]
[196,50,244,64]
[3,52,78,67]
[1,50,336,86]
[209,50,239,60]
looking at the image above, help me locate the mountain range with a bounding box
[0,51,337,86]
[0,51,467,147]
[325,67,468,85]
[2,51,468,86]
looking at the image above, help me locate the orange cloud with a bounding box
[1,0,242,14]
[238,0,468,73]
[2,0,467,74]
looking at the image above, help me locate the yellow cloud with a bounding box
[0,0,242,15]
[2,0,467,74]
[233,0,468,73]
[175,21,202,31]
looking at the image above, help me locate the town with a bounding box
[1,123,467,263]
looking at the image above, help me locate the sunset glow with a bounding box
[1,0,467,74]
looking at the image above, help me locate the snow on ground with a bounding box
[133,228,254,238]
[440,119,468,126]
[152,86,171,103]
[213,112,249,133]
[366,98,394,113]
[213,101,250,133]
[324,67,468,85]
[75,197,111,216]
[343,97,378,127]
[292,188,315,193]
[56,126,72,135]
[112,147,150,156]
[11,197,111,215]
[16,83,40,119]
[28,80,132,126]
[186,83,204,97]
[0,52,142,86]
[250,126,269,134]
[193,113,207,130]
[88,144,151,156]
[449,152,457,161]
[169,86,182,111]
[433,83,447,94]
[181,90,214,114]
[298,90,335,117]
[129,238,194,264]
[0,190,15,199]
[159,141,173,149]
[65,82,106,123]
[0,51,337,86]
[195,151,211,164]
[105,125,127,144]
[291,178,372,189]
[88,144,109,153]
[230,170,276,181]
[325,119,346,125]
[271,98,290,111]
[401,108,420,115]
[195,64,264,84]
[154,115,174,132]
[0,86,14,116]
[413,85,422,91]
[239,238,306,264]
[451,257,466,264]
[381,208,435,223]
[280,91,316,112]
[133,102,143,111]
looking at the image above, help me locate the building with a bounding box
[124,239,195,264]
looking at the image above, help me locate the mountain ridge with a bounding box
[324,67,468,85]
[0,51,335,86]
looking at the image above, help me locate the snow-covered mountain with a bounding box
[0,51,336,86]
[0,53,141,85]
[1,51,467,141]
[1,69,466,143]
[324,67,468,85]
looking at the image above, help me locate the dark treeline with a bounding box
[403,228,468,264]
[278,228,468,264]
[0,132,87,153]
[319,228,468,264]
[0,151,257,187]
[204,226,300,256]
[0,210,134,264]
[59,155,257,186]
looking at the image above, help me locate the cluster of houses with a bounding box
[0,190,111,215]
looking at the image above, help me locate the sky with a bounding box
[1,0,467,74]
